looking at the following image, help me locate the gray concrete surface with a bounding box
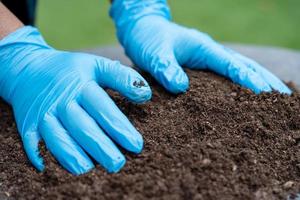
[84,44,300,89]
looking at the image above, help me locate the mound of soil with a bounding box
[0,70,300,200]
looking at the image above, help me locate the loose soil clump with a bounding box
[0,70,300,200]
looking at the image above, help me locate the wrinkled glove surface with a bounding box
[0,26,152,175]
[110,0,291,94]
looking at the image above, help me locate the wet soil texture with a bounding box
[0,70,300,200]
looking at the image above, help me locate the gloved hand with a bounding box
[110,0,291,94]
[0,26,152,175]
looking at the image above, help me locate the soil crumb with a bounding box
[133,80,146,88]
[0,70,300,200]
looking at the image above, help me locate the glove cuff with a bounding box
[0,26,49,49]
[0,26,50,103]
[110,0,171,45]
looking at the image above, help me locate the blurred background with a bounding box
[36,0,300,50]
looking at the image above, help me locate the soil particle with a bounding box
[133,80,146,88]
[0,70,300,200]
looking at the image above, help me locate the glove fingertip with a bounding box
[241,72,271,94]
[115,127,144,154]
[22,131,45,172]
[253,85,272,94]
[26,150,45,172]
[129,132,144,154]
[70,161,95,175]
[270,85,292,95]
[165,69,189,94]
[24,142,45,172]
[55,147,95,175]
[281,87,293,95]
[35,159,45,172]
[106,154,126,173]
[128,78,152,103]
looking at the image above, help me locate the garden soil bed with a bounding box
[0,70,300,200]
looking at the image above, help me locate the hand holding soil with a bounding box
[111,1,292,95]
[0,26,152,175]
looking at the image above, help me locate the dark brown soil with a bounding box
[1,70,300,200]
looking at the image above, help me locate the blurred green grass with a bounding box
[37,0,300,50]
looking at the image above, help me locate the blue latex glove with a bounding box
[0,26,152,175]
[110,0,291,94]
